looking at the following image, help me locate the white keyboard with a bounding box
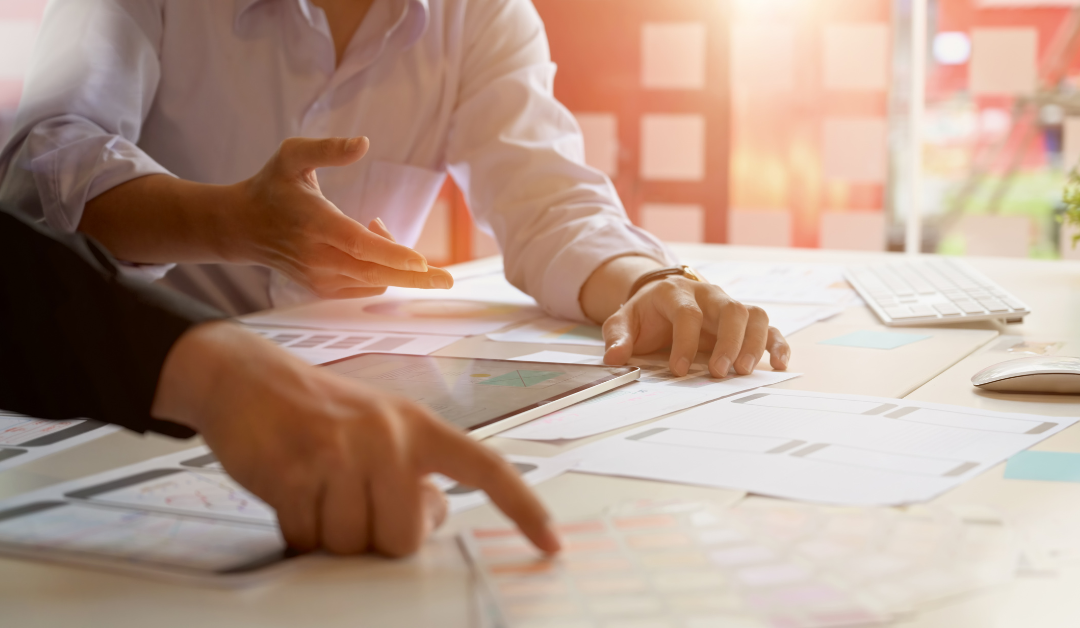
[845,259,1030,326]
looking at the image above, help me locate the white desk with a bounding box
[2,246,1079,628]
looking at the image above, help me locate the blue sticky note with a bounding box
[1004,451,1080,483]
[819,330,931,350]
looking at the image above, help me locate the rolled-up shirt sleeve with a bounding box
[0,0,173,280]
[445,0,675,322]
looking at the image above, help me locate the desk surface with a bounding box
[3,246,1080,628]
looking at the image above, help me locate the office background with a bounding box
[3,0,1079,265]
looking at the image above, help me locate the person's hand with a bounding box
[230,136,454,299]
[581,256,791,378]
[152,322,560,557]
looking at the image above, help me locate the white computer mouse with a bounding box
[971,356,1080,394]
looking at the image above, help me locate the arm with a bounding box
[0,207,558,556]
[81,138,454,298]
[445,0,673,321]
[0,208,220,437]
[153,321,560,556]
[445,0,790,377]
[0,0,448,297]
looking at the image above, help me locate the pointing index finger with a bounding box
[418,419,560,553]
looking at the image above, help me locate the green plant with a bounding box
[1062,169,1080,248]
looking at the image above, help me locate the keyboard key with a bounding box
[977,298,1009,312]
[933,303,961,316]
[953,300,984,314]
[1003,298,1025,310]
[909,305,937,317]
[883,306,920,319]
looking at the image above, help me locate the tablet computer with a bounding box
[322,354,639,439]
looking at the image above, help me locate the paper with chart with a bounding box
[243,324,460,364]
[567,388,1078,506]
[0,411,119,473]
[0,447,286,582]
[464,500,1016,628]
[0,445,576,581]
[242,272,542,336]
[499,351,801,441]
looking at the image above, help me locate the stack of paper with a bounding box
[500,351,800,441]
[462,499,1017,628]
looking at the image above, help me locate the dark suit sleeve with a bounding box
[0,210,226,437]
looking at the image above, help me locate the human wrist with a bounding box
[579,255,664,324]
[151,321,237,432]
[202,181,255,264]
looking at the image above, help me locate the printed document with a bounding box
[243,325,460,364]
[0,411,118,473]
[487,304,840,349]
[500,351,801,441]
[487,319,606,347]
[566,388,1077,505]
[0,446,575,582]
[696,261,862,307]
[242,273,542,336]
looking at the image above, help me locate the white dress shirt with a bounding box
[0,0,672,319]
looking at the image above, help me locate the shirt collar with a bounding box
[232,0,278,32]
[384,0,425,50]
[234,0,274,32]
[234,0,326,31]
[235,0,428,46]
[401,0,429,50]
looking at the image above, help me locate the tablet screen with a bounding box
[323,354,635,431]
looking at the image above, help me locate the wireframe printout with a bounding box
[568,388,1077,505]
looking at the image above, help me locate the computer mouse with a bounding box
[971,356,1080,394]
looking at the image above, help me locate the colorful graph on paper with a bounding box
[91,471,276,524]
[0,412,81,446]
